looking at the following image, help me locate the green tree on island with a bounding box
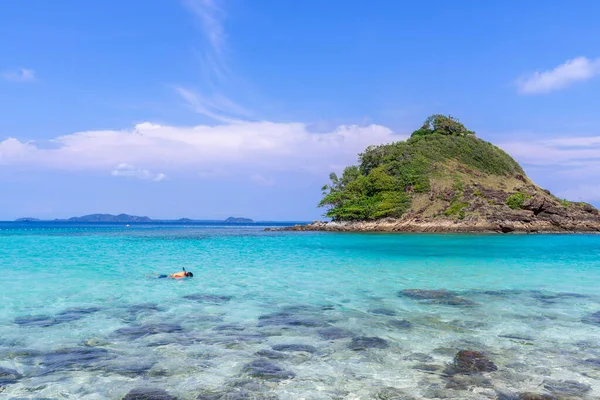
[319,115,523,221]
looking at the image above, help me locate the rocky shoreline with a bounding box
[274,218,600,234]
[273,195,600,233]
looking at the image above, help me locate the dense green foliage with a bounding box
[506,192,530,210]
[319,115,525,221]
[410,114,475,138]
[444,201,469,218]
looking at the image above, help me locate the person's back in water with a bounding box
[156,267,194,279]
[168,271,193,279]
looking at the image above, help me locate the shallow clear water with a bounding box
[1,222,600,399]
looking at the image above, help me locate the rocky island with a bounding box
[287,115,600,233]
[223,217,255,223]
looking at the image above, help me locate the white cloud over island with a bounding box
[0,121,399,180]
[500,134,600,202]
[2,119,600,204]
[517,57,600,94]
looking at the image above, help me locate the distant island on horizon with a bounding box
[15,214,255,224]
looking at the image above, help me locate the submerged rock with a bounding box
[183,294,232,304]
[412,363,442,372]
[0,366,23,386]
[582,311,600,325]
[583,358,600,367]
[255,349,287,359]
[542,379,591,397]
[122,387,178,400]
[40,347,113,373]
[6,348,44,359]
[257,312,327,328]
[13,315,57,327]
[130,303,161,312]
[122,303,162,322]
[56,306,102,323]
[348,336,389,351]
[242,359,295,381]
[374,386,415,400]
[214,324,245,332]
[445,374,492,389]
[113,323,183,339]
[498,334,534,341]
[196,383,278,400]
[517,394,555,400]
[447,350,497,374]
[398,289,476,306]
[404,353,433,362]
[271,344,317,353]
[388,319,412,329]
[369,308,398,316]
[103,362,155,377]
[400,289,455,300]
[317,327,353,340]
[196,385,278,400]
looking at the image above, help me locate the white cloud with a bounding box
[559,185,600,202]
[153,173,167,182]
[0,121,401,177]
[2,68,36,83]
[499,135,600,203]
[517,57,600,94]
[250,174,274,186]
[110,163,166,182]
[500,135,600,165]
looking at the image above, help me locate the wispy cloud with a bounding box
[110,163,166,182]
[250,174,275,186]
[499,134,600,203]
[183,0,227,79]
[500,135,600,166]
[179,0,255,121]
[174,86,247,123]
[517,57,600,94]
[2,68,36,83]
[559,185,600,202]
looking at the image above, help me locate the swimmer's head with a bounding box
[186,272,194,278]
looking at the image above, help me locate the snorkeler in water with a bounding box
[154,267,194,279]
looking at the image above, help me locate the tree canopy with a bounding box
[410,114,475,138]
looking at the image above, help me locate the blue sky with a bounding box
[1,0,600,220]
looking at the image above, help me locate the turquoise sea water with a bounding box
[1,222,600,399]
